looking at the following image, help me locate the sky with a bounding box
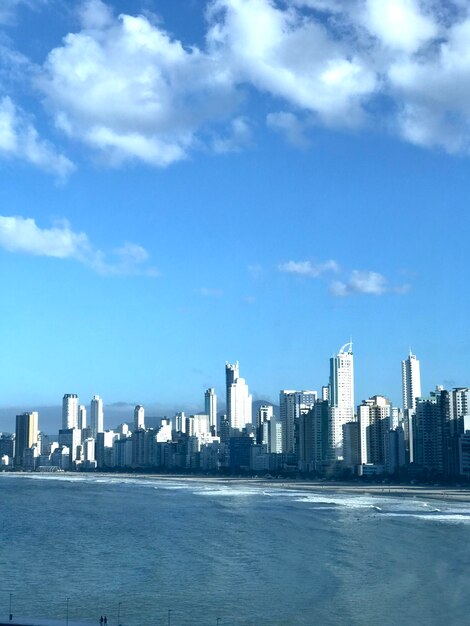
[1,0,470,428]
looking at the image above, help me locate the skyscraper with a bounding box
[15,412,38,466]
[228,378,253,431]
[62,394,79,430]
[279,390,317,454]
[328,342,354,460]
[204,388,217,434]
[401,351,421,462]
[357,395,391,466]
[402,351,421,412]
[134,405,145,430]
[90,395,104,439]
[225,361,239,425]
[78,405,87,430]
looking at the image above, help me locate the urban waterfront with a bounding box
[1,474,469,626]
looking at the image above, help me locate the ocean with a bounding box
[1,474,469,626]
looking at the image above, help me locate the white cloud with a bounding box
[12,0,470,167]
[278,259,339,277]
[39,0,238,167]
[0,97,74,178]
[212,116,252,153]
[77,0,113,30]
[362,0,438,53]
[0,215,88,258]
[207,0,377,127]
[330,270,409,296]
[0,215,157,276]
[388,16,470,152]
[266,111,310,147]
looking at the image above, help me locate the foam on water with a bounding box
[3,473,470,524]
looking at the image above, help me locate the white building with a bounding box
[58,428,82,462]
[156,419,172,443]
[401,351,421,462]
[90,395,104,438]
[358,395,391,466]
[402,351,421,412]
[62,394,79,430]
[328,342,355,460]
[193,414,211,437]
[280,391,317,454]
[173,412,186,434]
[83,438,96,462]
[204,388,217,433]
[134,405,145,430]
[228,377,253,431]
[225,361,240,425]
[78,405,87,430]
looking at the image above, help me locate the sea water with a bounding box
[1,474,469,626]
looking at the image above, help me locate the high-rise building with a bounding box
[90,395,104,438]
[358,395,391,466]
[228,377,253,431]
[225,362,239,425]
[415,389,444,472]
[256,404,273,444]
[62,394,79,430]
[298,400,329,470]
[328,342,354,460]
[15,412,38,466]
[225,361,252,431]
[173,411,186,433]
[402,351,421,412]
[401,351,422,463]
[279,391,317,454]
[78,405,87,430]
[204,388,217,434]
[134,405,145,430]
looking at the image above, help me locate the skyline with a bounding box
[0,345,455,436]
[1,0,470,412]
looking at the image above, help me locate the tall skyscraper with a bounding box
[78,405,87,430]
[228,378,253,431]
[62,394,79,430]
[401,351,421,463]
[328,342,354,460]
[279,390,317,454]
[225,362,239,425]
[402,351,421,412]
[90,395,104,438]
[357,395,391,466]
[15,412,38,466]
[226,361,252,431]
[204,388,217,433]
[134,405,145,430]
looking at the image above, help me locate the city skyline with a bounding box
[3,347,470,479]
[0,341,460,434]
[0,340,465,434]
[0,342,429,433]
[1,0,470,410]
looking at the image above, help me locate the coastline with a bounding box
[3,471,470,503]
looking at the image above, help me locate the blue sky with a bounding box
[0,0,470,425]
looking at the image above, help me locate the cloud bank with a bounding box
[2,0,470,170]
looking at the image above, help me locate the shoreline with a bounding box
[3,471,470,502]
